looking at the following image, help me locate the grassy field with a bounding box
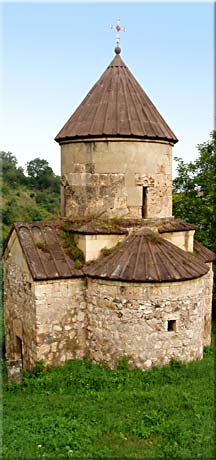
[2,325,215,460]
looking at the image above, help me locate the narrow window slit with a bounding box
[142,187,147,218]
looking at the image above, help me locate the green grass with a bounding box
[2,327,215,459]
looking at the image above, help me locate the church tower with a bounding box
[55,43,178,221]
[3,21,215,379]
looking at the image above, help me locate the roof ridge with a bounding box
[119,68,132,134]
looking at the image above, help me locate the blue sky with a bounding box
[1,2,214,176]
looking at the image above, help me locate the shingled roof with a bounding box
[193,240,216,263]
[55,53,178,144]
[84,228,209,283]
[6,222,213,283]
[12,222,84,281]
[158,220,197,233]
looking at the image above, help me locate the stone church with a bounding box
[3,42,215,379]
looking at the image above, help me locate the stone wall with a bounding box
[3,231,37,371]
[4,232,213,375]
[86,276,207,369]
[203,264,214,346]
[61,139,173,220]
[35,278,86,366]
[3,232,87,372]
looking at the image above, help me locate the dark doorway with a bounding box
[142,187,148,218]
[15,336,23,367]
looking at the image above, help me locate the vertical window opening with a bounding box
[142,187,147,218]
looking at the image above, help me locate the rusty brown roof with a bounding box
[13,221,84,281]
[6,221,212,283]
[55,54,178,144]
[84,228,209,282]
[158,220,197,233]
[193,240,216,263]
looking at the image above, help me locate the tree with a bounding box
[0,151,26,186]
[0,151,17,172]
[173,132,216,313]
[173,132,216,253]
[26,158,55,190]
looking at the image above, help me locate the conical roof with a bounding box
[84,228,208,283]
[55,53,178,144]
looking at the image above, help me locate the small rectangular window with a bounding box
[167,320,176,332]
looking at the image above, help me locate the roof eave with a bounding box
[84,272,208,283]
[33,273,85,282]
[55,133,178,145]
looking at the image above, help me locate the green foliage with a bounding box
[0,151,26,186]
[2,200,18,225]
[36,241,49,252]
[117,355,131,371]
[23,360,46,379]
[145,231,162,243]
[173,131,216,252]
[173,132,216,310]
[170,358,184,368]
[101,246,116,256]
[60,230,85,268]
[0,152,60,249]
[35,190,60,212]
[0,261,5,363]
[26,157,60,192]
[3,327,215,458]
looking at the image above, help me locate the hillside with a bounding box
[0,152,60,247]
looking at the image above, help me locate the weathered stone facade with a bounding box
[4,232,37,372]
[4,228,214,377]
[86,276,209,369]
[61,139,173,220]
[203,263,214,347]
[3,233,87,371]
[35,278,86,366]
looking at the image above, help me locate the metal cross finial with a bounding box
[110,17,126,54]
